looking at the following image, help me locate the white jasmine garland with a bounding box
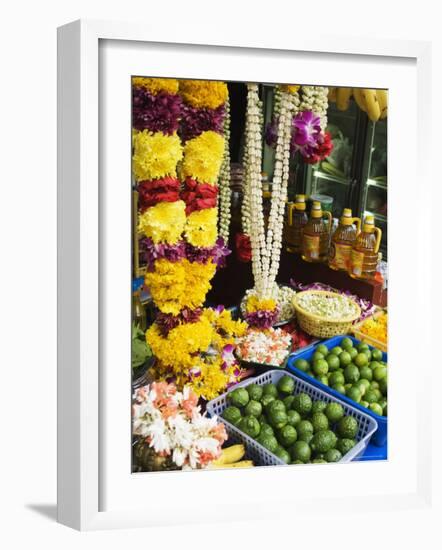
[218,97,232,242]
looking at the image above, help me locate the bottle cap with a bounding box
[363,215,375,232]
[340,208,353,225]
[311,200,323,218]
[295,194,306,210]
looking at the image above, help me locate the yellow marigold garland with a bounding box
[132,77,179,95]
[182,131,225,183]
[138,200,186,244]
[144,259,186,315]
[184,207,218,247]
[181,259,217,309]
[179,80,228,110]
[245,295,278,313]
[279,84,301,94]
[132,130,183,181]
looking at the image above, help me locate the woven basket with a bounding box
[292,290,361,338]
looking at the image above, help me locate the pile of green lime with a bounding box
[293,338,387,417]
[222,375,360,465]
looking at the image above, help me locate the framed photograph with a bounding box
[57,19,432,531]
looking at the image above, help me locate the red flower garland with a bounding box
[235,233,252,263]
[138,177,181,211]
[180,177,218,215]
[304,131,334,165]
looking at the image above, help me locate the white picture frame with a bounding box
[57,19,433,531]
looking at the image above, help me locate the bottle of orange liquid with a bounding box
[285,194,308,253]
[329,208,361,271]
[301,201,332,263]
[348,215,382,280]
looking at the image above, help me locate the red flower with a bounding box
[304,131,334,165]
[180,177,218,215]
[235,233,252,263]
[138,177,180,210]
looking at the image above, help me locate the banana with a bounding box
[353,88,367,112]
[224,460,254,469]
[376,89,388,119]
[336,87,352,111]
[211,444,245,466]
[328,87,337,102]
[361,89,381,122]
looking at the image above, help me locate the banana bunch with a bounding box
[209,444,254,469]
[328,87,388,122]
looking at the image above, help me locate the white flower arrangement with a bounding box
[300,85,329,131]
[218,97,231,242]
[132,382,227,469]
[240,284,297,324]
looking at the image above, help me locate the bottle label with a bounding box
[330,243,353,270]
[350,249,365,276]
[303,235,320,259]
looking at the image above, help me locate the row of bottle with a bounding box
[284,196,382,280]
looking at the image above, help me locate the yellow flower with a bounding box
[279,84,300,94]
[179,80,228,109]
[181,260,217,309]
[182,131,225,183]
[245,295,277,313]
[144,259,186,315]
[132,77,179,95]
[359,313,387,343]
[132,130,183,181]
[203,308,247,339]
[185,207,218,247]
[138,201,186,244]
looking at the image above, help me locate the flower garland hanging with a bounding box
[133,77,240,401]
[242,83,296,328]
[218,96,231,242]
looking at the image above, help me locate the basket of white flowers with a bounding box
[292,290,361,338]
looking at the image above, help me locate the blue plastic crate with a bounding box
[287,335,387,447]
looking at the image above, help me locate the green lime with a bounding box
[344,364,360,383]
[383,403,388,416]
[262,383,278,397]
[292,393,313,417]
[336,438,356,455]
[267,408,288,430]
[277,375,295,395]
[266,399,286,416]
[354,353,368,368]
[354,379,367,396]
[274,446,291,463]
[324,402,345,423]
[298,432,314,444]
[369,403,384,416]
[312,458,327,463]
[297,419,314,436]
[339,351,352,367]
[341,337,354,350]
[238,415,260,438]
[316,344,329,356]
[290,440,311,463]
[311,430,338,453]
[287,409,301,427]
[227,387,249,408]
[359,366,373,381]
[364,390,378,404]
[246,383,263,402]
[348,347,358,360]
[363,349,372,361]
[325,448,342,462]
[256,433,278,452]
[346,386,362,403]
[360,400,369,408]
[313,358,329,376]
[331,346,343,355]
[244,400,263,417]
[379,378,388,396]
[344,383,352,391]
[357,343,369,352]
[312,351,325,362]
[311,412,329,432]
[370,381,380,390]
[372,348,383,361]
[291,460,304,465]
[372,389,382,401]
[332,383,346,395]
[277,424,298,447]
[337,416,359,439]
[222,406,242,425]
[294,358,310,372]
[329,371,345,386]
[369,360,382,371]
[318,375,329,386]
[373,366,387,381]
[260,394,275,408]
[259,423,274,437]
[326,354,340,371]
[311,401,327,414]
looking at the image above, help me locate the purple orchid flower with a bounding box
[291,111,322,158]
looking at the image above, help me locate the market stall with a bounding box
[131,78,388,472]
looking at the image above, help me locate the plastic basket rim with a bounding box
[207,369,378,465]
